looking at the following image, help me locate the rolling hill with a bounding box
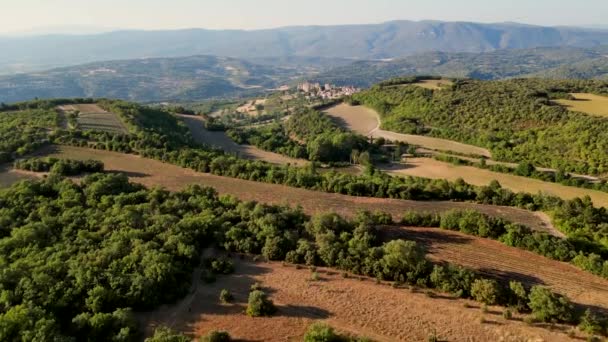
[0,55,310,103]
[2,20,608,74]
[313,47,608,87]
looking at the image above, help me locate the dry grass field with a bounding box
[141,254,587,342]
[382,158,608,208]
[58,104,128,134]
[325,104,492,157]
[178,114,307,166]
[411,79,454,90]
[555,93,608,117]
[23,145,554,234]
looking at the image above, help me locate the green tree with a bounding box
[246,290,276,317]
[470,279,500,305]
[527,286,573,323]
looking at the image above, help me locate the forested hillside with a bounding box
[314,47,608,87]
[0,55,303,103]
[3,21,608,74]
[353,78,608,174]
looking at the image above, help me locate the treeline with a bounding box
[401,210,608,278]
[353,78,608,174]
[0,108,58,163]
[14,157,104,176]
[2,175,602,341]
[227,123,308,159]
[434,154,608,193]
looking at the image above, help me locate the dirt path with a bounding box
[141,256,581,342]
[177,114,307,166]
[325,104,492,157]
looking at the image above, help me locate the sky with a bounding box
[2,0,608,34]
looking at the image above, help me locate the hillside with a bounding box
[2,20,608,73]
[352,78,608,175]
[0,55,310,103]
[313,47,608,87]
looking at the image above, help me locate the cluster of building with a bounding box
[296,81,360,99]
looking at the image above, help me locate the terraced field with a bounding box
[142,255,581,342]
[19,145,554,234]
[382,158,608,208]
[178,114,307,166]
[58,103,128,133]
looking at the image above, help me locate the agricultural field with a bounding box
[22,145,555,233]
[58,103,128,133]
[325,104,492,157]
[236,98,267,115]
[555,93,608,117]
[142,254,582,342]
[382,158,608,208]
[411,79,454,90]
[178,114,308,166]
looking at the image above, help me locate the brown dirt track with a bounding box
[142,255,584,342]
[325,104,492,157]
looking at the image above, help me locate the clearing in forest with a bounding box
[23,145,554,233]
[382,158,608,208]
[411,79,454,90]
[325,104,492,157]
[177,114,307,166]
[58,103,128,134]
[555,93,608,117]
[141,255,582,342]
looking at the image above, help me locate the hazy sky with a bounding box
[3,0,608,34]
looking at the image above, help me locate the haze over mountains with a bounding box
[3,20,608,74]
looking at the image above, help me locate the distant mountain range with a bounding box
[2,46,608,104]
[313,47,608,86]
[2,20,608,74]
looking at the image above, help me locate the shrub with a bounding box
[470,279,500,305]
[145,326,190,342]
[250,283,262,291]
[210,258,235,275]
[246,290,276,317]
[200,330,231,342]
[528,286,573,323]
[303,323,340,342]
[311,272,320,281]
[219,289,233,304]
[578,309,606,336]
[503,308,513,320]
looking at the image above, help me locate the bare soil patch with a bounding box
[555,93,608,117]
[33,145,554,234]
[178,114,307,166]
[325,104,492,157]
[141,256,580,342]
[382,158,608,209]
[0,165,36,188]
[58,104,128,134]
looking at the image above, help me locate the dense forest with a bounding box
[2,175,604,340]
[353,78,608,174]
